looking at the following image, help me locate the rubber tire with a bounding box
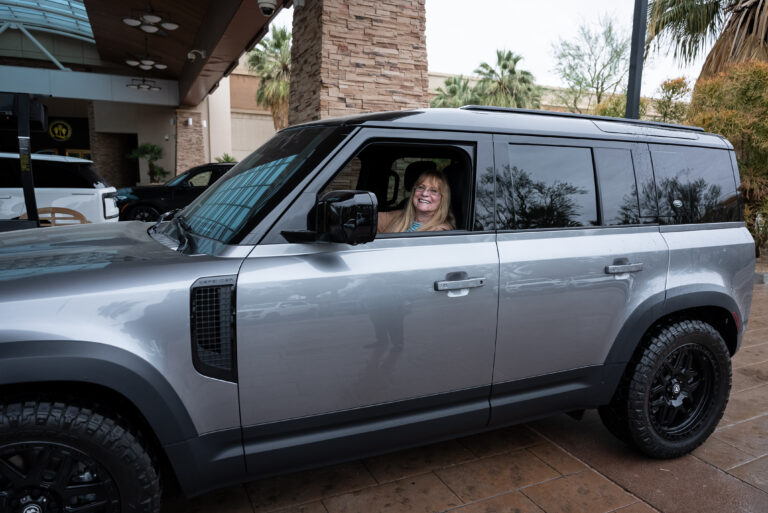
[128,205,161,222]
[0,400,161,513]
[624,320,731,458]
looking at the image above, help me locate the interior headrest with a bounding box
[404,160,437,191]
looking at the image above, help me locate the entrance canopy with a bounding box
[0,0,285,106]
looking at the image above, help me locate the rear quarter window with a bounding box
[650,145,740,224]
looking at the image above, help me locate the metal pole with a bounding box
[16,94,39,224]
[626,0,648,119]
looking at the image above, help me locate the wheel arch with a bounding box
[602,288,741,399]
[0,340,199,490]
[0,340,198,442]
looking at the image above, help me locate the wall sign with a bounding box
[49,120,73,142]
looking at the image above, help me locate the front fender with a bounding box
[0,339,197,445]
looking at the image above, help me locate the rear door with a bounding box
[490,136,669,424]
[236,129,499,475]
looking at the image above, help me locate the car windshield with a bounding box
[165,172,189,187]
[179,125,346,245]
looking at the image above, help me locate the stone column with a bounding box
[289,0,429,125]
[175,110,206,174]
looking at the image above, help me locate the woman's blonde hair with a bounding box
[385,169,456,232]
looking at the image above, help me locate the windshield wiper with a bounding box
[173,214,195,253]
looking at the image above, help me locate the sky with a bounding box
[271,1,711,98]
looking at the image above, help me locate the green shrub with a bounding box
[688,61,768,254]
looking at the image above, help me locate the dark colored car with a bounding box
[117,162,236,220]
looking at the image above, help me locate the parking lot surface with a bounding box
[164,284,768,513]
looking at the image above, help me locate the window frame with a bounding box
[492,135,601,232]
[261,128,495,244]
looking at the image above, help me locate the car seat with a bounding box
[442,162,468,230]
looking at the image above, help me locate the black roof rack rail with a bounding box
[459,105,705,133]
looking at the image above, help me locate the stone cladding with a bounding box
[289,0,429,125]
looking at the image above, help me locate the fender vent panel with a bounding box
[191,275,237,382]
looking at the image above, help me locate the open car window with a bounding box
[322,141,475,234]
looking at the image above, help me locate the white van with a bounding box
[0,153,119,223]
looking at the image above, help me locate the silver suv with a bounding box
[0,107,754,513]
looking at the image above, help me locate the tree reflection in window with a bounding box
[495,144,597,230]
[657,176,739,223]
[650,146,741,224]
[495,165,592,230]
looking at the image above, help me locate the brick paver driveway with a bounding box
[165,285,768,513]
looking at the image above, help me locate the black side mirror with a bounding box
[316,190,378,244]
[281,190,378,244]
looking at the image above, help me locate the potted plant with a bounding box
[130,143,168,183]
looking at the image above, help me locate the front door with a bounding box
[236,130,498,475]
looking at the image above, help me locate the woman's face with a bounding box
[412,177,442,216]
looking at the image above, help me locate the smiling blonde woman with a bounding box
[377,169,455,233]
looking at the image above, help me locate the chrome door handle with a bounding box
[605,263,643,274]
[434,277,486,291]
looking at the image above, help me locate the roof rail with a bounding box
[459,105,705,133]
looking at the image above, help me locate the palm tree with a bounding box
[248,26,291,130]
[646,0,768,80]
[474,50,541,108]
[430,75,482,107]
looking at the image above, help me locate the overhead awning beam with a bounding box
[3,21,94,42]
[0,0,92,39]
[16,23,71,70]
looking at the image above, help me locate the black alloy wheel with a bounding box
[624,320,731,458]
[0,441,119,513]
[128,205,161,222]
[647,343,714,438]
[0,401,161,513]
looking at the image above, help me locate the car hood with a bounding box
[0,221,176,283]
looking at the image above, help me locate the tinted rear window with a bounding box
[498,144,598,229]
[650,145,740,224]
[594,148,640,225]
[0,157,107,189]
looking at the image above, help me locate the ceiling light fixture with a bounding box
[126,78,162,92]
[122,3,179,34]
[125,37,168,71]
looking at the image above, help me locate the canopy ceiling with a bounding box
[0,0,287,106]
